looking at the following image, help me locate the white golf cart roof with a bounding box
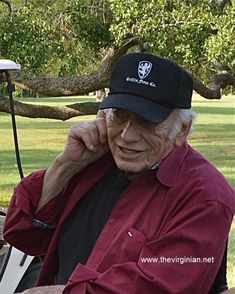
[0,59,21,71]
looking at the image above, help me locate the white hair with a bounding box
[168,108,196,140]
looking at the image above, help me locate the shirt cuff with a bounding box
[32,219,56,230]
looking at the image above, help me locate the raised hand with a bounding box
[37,115,110,211]
[61,116,109,169]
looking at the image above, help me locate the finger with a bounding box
[81,131,97,151]
[82,122,100,147]
[96,117,108,144]
[69,127,95,151]
[70,123,99,151]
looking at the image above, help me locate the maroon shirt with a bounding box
[4,142,235,294]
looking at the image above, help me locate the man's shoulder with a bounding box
[182,145,235,211]
[158,142,231,193]
[184,145,230,184]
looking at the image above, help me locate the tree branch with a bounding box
[206,0,231,12]
[12,37,141,97]
[0,96,99,120]
[193,71,235,100]
[209,71,235,89]
[0,0,12,14]
[2,36,234,103]
[193,77,221,99]
[214,0,231,11]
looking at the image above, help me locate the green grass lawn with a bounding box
[0,94,234,287]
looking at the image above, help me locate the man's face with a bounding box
[106,108,183,173]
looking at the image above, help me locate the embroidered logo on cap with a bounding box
[138,61,152,79]
[126,60,156,88]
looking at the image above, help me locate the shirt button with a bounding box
[128,231,133,237]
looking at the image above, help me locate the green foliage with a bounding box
[109,0,224,81]
[66,0,113,51]
[0,0,234,84]
[206,4,235,71]
[0,8,53,73]
[0,3,102,76]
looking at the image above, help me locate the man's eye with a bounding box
[113,110,126,119]
[111,110,129,124]
[113,110,121,117]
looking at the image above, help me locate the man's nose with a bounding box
[120,119,141,142]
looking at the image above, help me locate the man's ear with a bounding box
[174,121,192,147]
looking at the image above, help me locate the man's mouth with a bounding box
[117,145,143,155]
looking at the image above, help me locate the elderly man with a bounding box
[4,53,235,294]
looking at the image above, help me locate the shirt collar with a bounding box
[155,141,189,187]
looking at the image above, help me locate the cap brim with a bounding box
[99,93,173,123]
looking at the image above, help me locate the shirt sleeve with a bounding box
[63,201,234,294]
[3,170,68,256]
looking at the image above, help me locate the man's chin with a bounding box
[115,160,145,174]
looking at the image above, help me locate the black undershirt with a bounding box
[56,165,131,284]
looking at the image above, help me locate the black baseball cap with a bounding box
[99,52,193,123]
